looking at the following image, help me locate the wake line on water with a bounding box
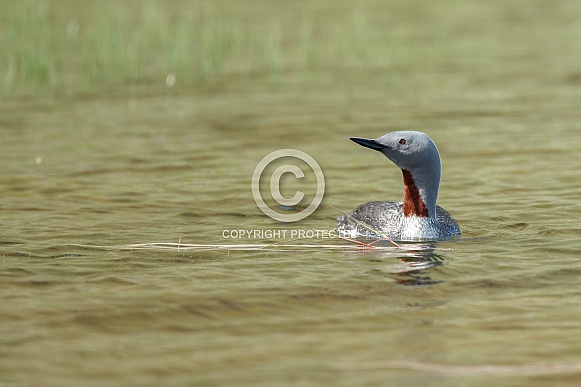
[336,360,581,375]
[69,240,442,253]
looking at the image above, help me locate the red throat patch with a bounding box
[402,170,429,217]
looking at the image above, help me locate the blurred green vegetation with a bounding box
[1,0,580,97]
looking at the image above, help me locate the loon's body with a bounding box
[336,131,461,241]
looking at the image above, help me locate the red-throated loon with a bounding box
[337,131,461,241]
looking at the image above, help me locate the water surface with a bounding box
[1,87,580,386]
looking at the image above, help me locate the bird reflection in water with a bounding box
[389,243,445,286]
[349,241,447,286]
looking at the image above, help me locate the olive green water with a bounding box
[2,1,581,386]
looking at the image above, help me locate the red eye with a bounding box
[399,139,406,145]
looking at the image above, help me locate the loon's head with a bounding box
[349,131,442,218]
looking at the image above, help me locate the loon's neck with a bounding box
[401,169,438,219]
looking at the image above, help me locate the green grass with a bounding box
[2,0,581,97]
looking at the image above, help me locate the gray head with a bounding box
[349,131,442,217]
